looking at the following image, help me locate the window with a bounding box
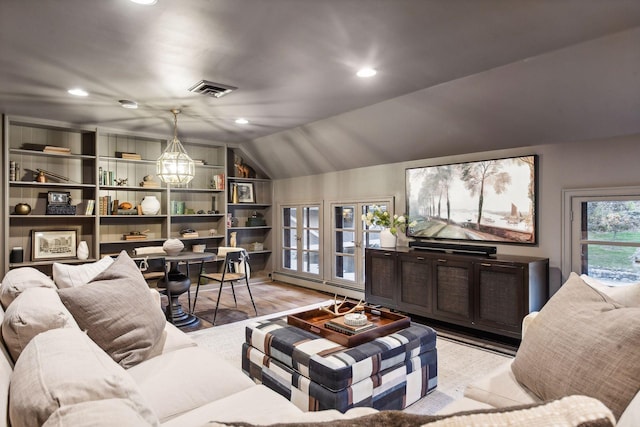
[563,187,640,284]
[281,204,321,277]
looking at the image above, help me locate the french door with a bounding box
[281,204,322,278]
[331,200,392,289]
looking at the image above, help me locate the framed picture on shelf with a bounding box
[236,182,255,203]
[31,230,77,260]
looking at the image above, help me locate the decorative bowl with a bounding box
[343,313,368,326]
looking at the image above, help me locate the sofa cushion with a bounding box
[0,267,56,309]
[127,346,256,422]
[0,308,13,427]
[198,395,614,427]
[511,272,640,420]
[52,256,114,288]
[2,287,79,361]
[580,273,640,306]
[58,251,166,368]
[42,399,158,427]
[9,328,158,427]
[146,321,198,359]
[463,362,539,408]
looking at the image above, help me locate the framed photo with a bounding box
[31,230,77,260]
[236,182,256,203]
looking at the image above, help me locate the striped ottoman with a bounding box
[241,318,437,412]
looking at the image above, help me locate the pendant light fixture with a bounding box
[157,109,195,184]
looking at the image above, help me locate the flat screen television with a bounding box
[405,155,538,245]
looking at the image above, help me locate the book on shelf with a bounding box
[117,208,138,215]
[115,151,142,160]
[85,199,95,215]
[123,234,147,241]
[43,145,71,154]
[324,316,375,336]
[180,232,199,238]
[111,199,119,215]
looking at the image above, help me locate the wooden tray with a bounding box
[287,302,411,347]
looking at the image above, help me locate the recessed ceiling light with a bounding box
[130,0,157,5]
[119,100,138,109]
[68,88,88,97]
[356,68,377,78]
[235,118,249,125]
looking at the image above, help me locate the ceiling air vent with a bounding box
[188,80,237,98]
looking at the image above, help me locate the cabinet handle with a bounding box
[416,257,425,261]
[437,259,447,263]
[480,263,492,267]
[384,253,392,256]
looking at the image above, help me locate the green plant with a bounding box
[362,205,416,236]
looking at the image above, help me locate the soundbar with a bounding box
[409,241,497,256]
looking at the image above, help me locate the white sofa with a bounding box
[0,252,628,426]
[438,272,640,427]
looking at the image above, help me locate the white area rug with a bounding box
[187,300,513,415]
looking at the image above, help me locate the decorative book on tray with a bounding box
[325,315,376,336]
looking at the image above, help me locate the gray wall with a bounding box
[273,133,640,295]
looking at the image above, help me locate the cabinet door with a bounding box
[433,258,473,323]
[474,262,525,335]
[397,252,433,316]
[364,249,396,307]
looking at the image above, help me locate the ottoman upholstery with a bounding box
[242,319,437,412]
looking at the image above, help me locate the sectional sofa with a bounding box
[0,250,633,426]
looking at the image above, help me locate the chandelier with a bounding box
[157,109,195,184]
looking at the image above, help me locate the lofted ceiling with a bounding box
[1,1,640,179]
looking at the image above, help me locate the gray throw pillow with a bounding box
[58,251,166,368]
[511,272,640,420]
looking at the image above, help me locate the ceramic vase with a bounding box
[141,195,161,215]
[163,238,184,256]
[230,232,237,248]
[77,241,89,260]
[379,228,397,248]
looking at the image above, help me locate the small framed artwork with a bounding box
[31,229,78,260]
[236,182,256,203]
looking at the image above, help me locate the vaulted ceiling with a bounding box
[1,1,640,179]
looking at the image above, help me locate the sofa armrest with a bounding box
[149,288,161,306]
[522,311,538,338]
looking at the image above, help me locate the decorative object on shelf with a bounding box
[35,170,47,183]
[235,182,255,203]
[13,203,31,215]
[362,205,415,237]
[246,211,266,226]
[171,200,186,215]
[231,183,239,203]
[115,151,141,160]
[35,168,73,183]
[320,294,365,317]
[123,230,148,240]
[209,228,217,236]
[231,217,239,227]
[9,247,23,264]
[115,178,128,186]
[31,229,77,260]
[210,174,225,190]
[249,242,264,251]
[180,228,199,238]
[157,109,195,184]
[162,238,184,256]
[140,175,160,188]
[192,244,206,253]
[9,161,18,181]
[46,191,76,215]
[379,228,397,248]
[234,156,256,178]
[76,241,89,260]
[140,195,161,215]
[230,232,237,248]
[226,213,232,228]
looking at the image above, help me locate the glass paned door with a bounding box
[281,204,321,277]
[332,200,392,288]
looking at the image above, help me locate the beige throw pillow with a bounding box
[52,256,114,288]
[512,272,640,420]
[2,287,79,362]
[58,251,166,368]
[0,267,56,309]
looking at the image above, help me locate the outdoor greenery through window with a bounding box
[581,200,640,283]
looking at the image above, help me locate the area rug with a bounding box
[187,300,513,415]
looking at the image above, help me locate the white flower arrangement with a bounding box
[362,205,416,236]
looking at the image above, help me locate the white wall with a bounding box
[273,133,640,295]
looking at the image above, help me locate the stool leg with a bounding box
[212,281,224,325]
[245,276,257,316]
[230,282,238,307]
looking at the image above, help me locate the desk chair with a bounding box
[195,248,257,325]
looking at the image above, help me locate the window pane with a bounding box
[335,231,356,254]
[335,254,355,280]
[581,244,640,284]
[584,201,640,242]
[283,228,297,248]
[282,249,297,270]
[283,207,296,227]
[335,206,355,230]
[304,206,319,228]
[303,228,319,250]
[364,231,381,248]
[303,251,320,274]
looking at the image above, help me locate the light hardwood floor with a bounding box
[164,279,332,332]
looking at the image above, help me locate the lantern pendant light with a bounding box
[157,109,195,184]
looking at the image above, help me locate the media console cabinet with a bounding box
[365,247,549,340]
